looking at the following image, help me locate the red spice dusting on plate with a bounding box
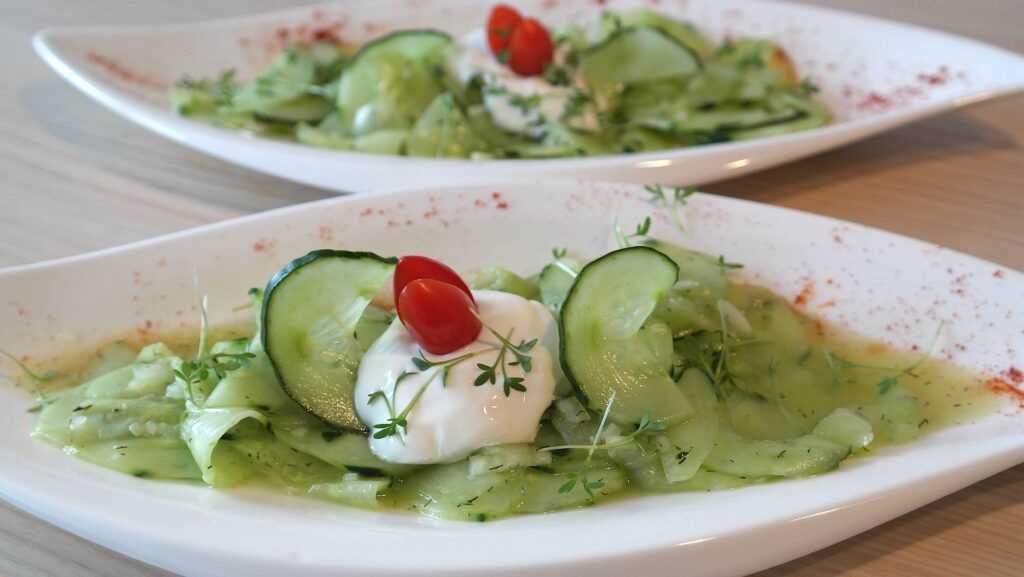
[318,225,334,242]
[917,66,951,86]
[540,0,558,10]
[474,199,487,208]
[985,377,1024,410]
[136,320,155,336]
[253,239,276,253]
[993,270,1005,279]
[86,52,167,90]
[1003,367,1023,385]
[363,21,387,35]
[793,280,814,306]
[359,208,373,217]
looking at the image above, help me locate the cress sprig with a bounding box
[370,321,537,440]
[825,322,945,395]
[0,347,56,412]
[645,183,695,233]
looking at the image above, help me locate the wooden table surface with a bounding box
[1,0,1022,575]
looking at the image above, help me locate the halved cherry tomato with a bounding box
[486,4,523,58]
[507,18,554,76]
[398,278,482,354]
[393,255,475,320]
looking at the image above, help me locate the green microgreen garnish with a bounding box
[613,217,652,248]
[550,248,579,279]
[370,321,537,440]
[645,184,695,234]
[473,325,537,397]
[552,391,621,499]
[825,322,945,395]
[540,409,666,454]
[717,255,744,274]
[560,90,594,121]
[799,77,820,95]
[0,347,56,411]
[543,62,573,87]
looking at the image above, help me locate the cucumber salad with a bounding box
[171,6,830,159]
[28,210,995,521]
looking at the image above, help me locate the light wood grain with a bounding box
[1,0,1022,576]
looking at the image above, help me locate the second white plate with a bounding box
[33,0,1024,193]
[1,180,1022,577]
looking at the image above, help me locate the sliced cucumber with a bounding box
[470,266,539,299]
[261,250,397,430]
[704,430,850,478]
[70,438,201,481]
[336,30,451,135]
[538,257,579,312]
[655,368,719,482]
[560,246,694,426]
[600,9,714,58]
[582,26,701,108]
[233,47,331,122]
[405,92,488,158]
[253,94,333,123]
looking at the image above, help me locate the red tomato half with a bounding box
[393,255,475,320]
[507,18,554,76]
[398,278,482,354]
[487,4,523,57]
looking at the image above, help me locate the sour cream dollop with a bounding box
[354,290,558,464]
[448,29,598,136]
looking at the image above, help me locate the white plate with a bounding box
[32,0,1024,193]
[1,180,1022,577]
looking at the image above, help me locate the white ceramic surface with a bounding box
[32,0,1024,193]
[1,180,1022,577]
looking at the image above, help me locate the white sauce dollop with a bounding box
[354,290,558,464]
[448,29,598,136]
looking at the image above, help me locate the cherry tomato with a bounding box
[398,278,482,354]
[486,4,523,58]
[507,18,554,76]
[393,255,475,320]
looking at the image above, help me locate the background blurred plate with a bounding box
[32,0,1024,193]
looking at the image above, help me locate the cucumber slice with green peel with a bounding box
[336,30,452,135]
[261,250,397,430]
[600,9,714,58]
[644,240,731,299]
[560,246,694,426]
[582,27,701,108]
